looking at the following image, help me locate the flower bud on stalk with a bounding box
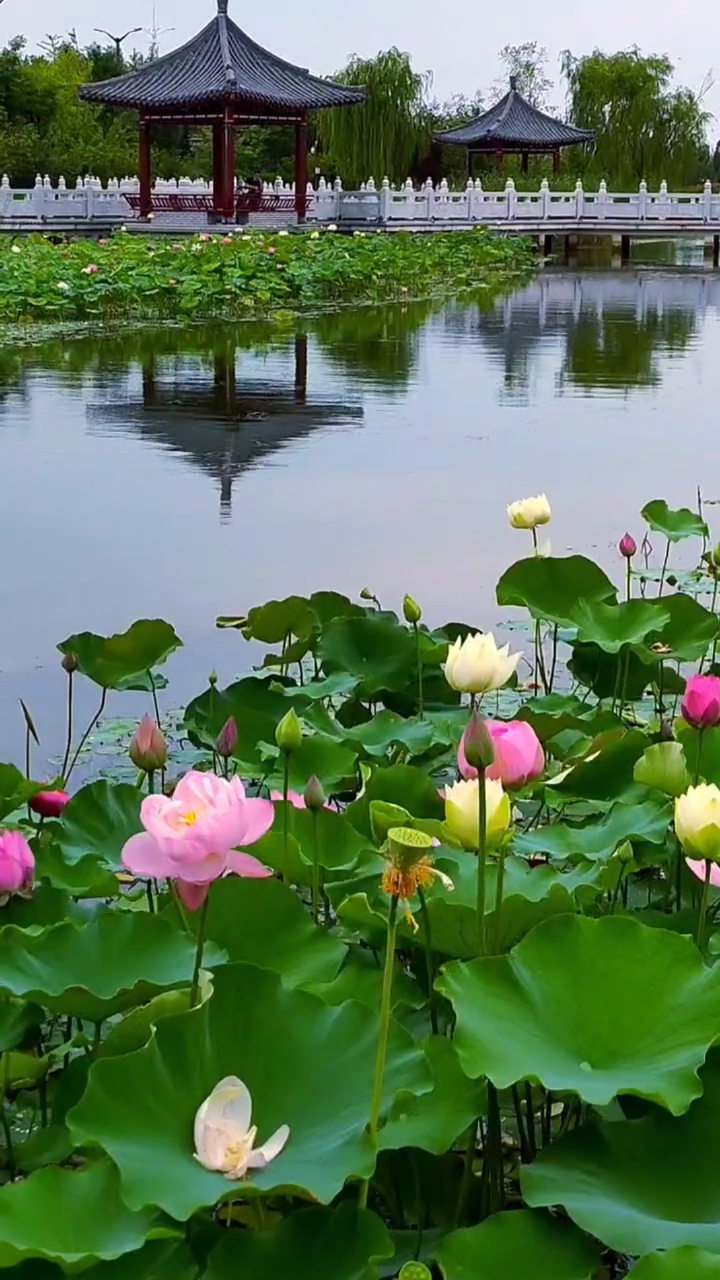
[304,775,326,812]
[403,594,422,625]
[619,533,637,559]
[129,715,167,773]
[215,717,238,760]
[462,710,495,771]
[61,652,79,674]
[275,709,303,754]
[30,790,70,820]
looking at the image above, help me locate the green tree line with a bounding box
[0,34,713,190]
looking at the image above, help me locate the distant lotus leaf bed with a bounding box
[0,226,535,323]
[2,493,720,1278]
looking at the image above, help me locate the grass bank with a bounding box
[0,226,535,322]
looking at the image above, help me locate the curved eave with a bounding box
[434,126,594,148]
[80,82,365,111]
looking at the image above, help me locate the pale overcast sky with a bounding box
[6,0,720,141]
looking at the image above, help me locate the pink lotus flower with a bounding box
[122,770,274,910]
[686,857,720,888]
[222,236,234,245]
[129,714,167,773]
[0,830,34,900]
[82,264,99,275]
[459,719,544,790]
[682,674,720,730]
[30,790,70,819]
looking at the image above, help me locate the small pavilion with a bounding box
[80,0,364,222]
[435,78,594,176]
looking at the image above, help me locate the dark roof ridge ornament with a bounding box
[217,0,229,13]
[216,0,236,86]
[509,75,518,90]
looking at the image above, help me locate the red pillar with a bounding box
[222,109,236,221]
[139,116,152,218]
[212,121,224,217]
[295,117,308,222]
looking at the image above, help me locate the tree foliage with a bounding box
[562,48,711,186]
[492,42,554,109]
[318,48,432,186]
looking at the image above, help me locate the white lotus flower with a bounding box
[193,1077,289,1181]
[675,784,720,863]
[507,494,552,530]
[444,632,522,694]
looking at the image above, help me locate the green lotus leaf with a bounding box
[568,641,658,702]
[437,914,720,1113]
[634,741,692,798]
[523,1051,720,1254]
[69,962,431,1219]
[436,1210,599,1280]
[0,912,202,1021]
[266,735,359,792]
[237,595,318,643]
[57,619,182,689]
[496,555,617,624]
[307,947,423,1011]
[320,613,417,695]
[642,499,708,542]
[99,990,191,1059]
[381,1036,486,1154]
[204,1203,394,1280]
[291,805,370,875]
[57,780,142,869]
[517,696,621,743]
[545,728,649,799]
[347,764,444,837]
[0,885,84,927]
[0,1160,168,1269]
[343,711,437,759]
[193,876,345,987]
[514,798,672,862]
[0,765,42,822]
[676,722,720,788]
[639,594,719,663]
[80,1240,199,1278]
[35,842,120,898]
[0,997,44,1050]
[631,1250,720,1278]
[183,677,307,773]
[571,597,671,652]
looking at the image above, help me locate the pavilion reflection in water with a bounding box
[87,335,363,520]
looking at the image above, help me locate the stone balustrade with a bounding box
[2,173,720,229]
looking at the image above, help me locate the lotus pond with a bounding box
[2,487,720,1278]
[0,227,534,323]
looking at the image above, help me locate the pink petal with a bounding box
[686,858,720,888]
[271,790,306,809]
[226,851,272,879]
[235,797,275,846]
[176,880,210,911]
[166,851,228,884]
[121,832,174,878]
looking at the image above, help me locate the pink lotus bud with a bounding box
[462,710,496,771]
[129,715,167,772]
[0,830,34,898]
[619,533,637,559]
[215,717,238,759]
[304,775,326,812]
[459,719,544,790]
[30,790,70,820]
[682,674,720,730]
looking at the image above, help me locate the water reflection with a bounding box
[87,336,362,521]
[445,272,720,397]
[2,267,720,764]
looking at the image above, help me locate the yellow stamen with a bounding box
[180,810,201,826]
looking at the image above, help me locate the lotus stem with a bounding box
[695,728,705,787]
[626,557,632,603]
[417,885,438,1035]
[311,809,321,925]
[697,858,712,952]
[476,766,488,955]
[457,1119,478,1225]
[524,1082,537,1158]
[190,895,211,1008]
[658,538,671,597]
[61,668,74,781]
[413,620,424,718]
[359,895,399,1210]
[492,847,506,952]
[282,756,290,883]
[65,688,107,784]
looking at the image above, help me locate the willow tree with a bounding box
[317,48,431,186]
[562,48,711,186]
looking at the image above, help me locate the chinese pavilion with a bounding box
[80,0,364,222]
[435,78,594,175]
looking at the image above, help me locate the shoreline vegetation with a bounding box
[0,227,535,324]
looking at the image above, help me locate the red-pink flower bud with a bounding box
[619,533,637,559]
[682,674,720,730]
[304,775,326,812]
[30,790,70,820]
[129,715,167,772]
[0,830,34,898]
[215,716,238,759]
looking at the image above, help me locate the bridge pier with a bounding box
[706,235,720,268]
[542,233,554,257]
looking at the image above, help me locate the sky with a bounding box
[5,0,720,141]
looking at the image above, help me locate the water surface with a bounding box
[3,263,720,762]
